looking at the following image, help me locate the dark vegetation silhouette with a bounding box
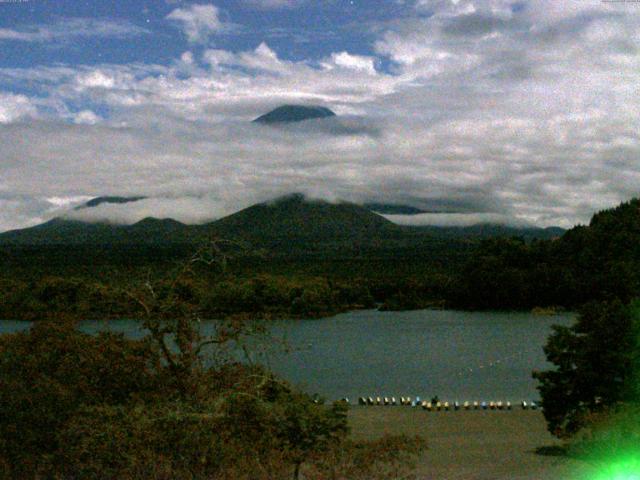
[530,200,640,459]
[534,300,640,438]
[3,198,640,319]
[0,240,427,478]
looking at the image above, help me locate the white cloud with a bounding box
[46,196,94,208]
[243,0,303,9]
[73,110,101,125]
[75,70,118,89]
[181,51,195,64]
[166,4,225,43]
[0,93,38,123]
[383,212,531,227]
[65,197,230,225]
[322,52,377,75]
[1,1,640,231]
[0,18,148,43]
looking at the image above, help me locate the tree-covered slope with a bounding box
[206,193,400,241]
[0,217,199,245]
[451,198,640,309]
[0,194,400,246]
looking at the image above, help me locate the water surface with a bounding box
[0,310,573,402]
[259,310,573,402]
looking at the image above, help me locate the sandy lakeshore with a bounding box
[348,407,597,480]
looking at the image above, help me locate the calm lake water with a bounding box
[0,309,574,402]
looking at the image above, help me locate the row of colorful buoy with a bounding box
[355,397,538,410]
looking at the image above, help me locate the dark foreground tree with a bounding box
[0,241,426,479]
[533,300,640,438]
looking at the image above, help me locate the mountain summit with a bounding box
[77,196,146,209]
[253,105,336,124]
[209,193,398,240]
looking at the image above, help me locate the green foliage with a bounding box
[54,385,349,479]
[533,300,640,438]
[0,318,356,478]
[452,199,640,310]
[0,276,132,321]
[449,237,577,310]
[0,319,161,473]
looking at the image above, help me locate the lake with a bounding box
[0,309,574,403]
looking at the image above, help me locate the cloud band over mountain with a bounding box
[0,1,639,232]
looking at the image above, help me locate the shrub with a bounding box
[0,319,160,473]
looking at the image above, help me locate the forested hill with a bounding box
[0,217,197,245]
[208,193,399,240]
[451,198,640,310]
[1,196,639,318]
[0,194,399,246]
[408,224,565,241]
[0,193,563,246]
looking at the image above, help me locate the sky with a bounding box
[1,0,639,231]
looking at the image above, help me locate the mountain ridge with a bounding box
[253,105,336,124]
[0,193,565,246]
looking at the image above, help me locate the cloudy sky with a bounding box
[1,0,639,231]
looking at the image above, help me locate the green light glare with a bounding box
[591,455,640,480]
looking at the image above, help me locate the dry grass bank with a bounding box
[348,407,596,480]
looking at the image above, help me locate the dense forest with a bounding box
[453,199,640,310]
[2,198,640,320]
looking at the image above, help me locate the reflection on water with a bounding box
[0,309,574,402]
